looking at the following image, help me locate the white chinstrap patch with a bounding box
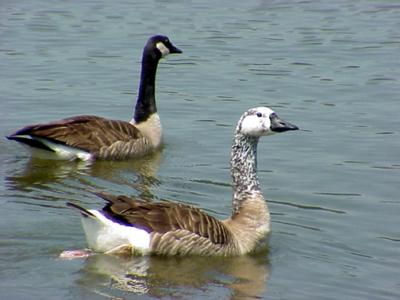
[80,210,150,254]
[156,42,170,57]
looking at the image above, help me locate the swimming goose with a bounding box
[67,107,298,256]
[6,35,182,161]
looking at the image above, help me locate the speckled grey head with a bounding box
[236,107,298,137]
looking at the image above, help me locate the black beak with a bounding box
[270,113,299,132]
[168,43,182,54]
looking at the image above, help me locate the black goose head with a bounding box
[144,35,182,60]
[134,35,182,124]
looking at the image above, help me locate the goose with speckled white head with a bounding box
[67,107,298,256]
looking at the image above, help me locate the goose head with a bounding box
[145,35,182,59]
[237,107,298,138]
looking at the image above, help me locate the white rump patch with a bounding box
[80,210,151,254]
[156,42,170,57]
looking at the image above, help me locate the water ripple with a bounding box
[314,192,362,197]
[273,220,321,232]
[270,199,345,214]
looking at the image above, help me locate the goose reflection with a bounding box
[5,158,92,190]
[5,150,162,199]
[75,251,270,299]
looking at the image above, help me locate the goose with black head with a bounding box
[6,35,182,161]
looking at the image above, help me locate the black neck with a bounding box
[133,51,160,124]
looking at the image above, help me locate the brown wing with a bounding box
[8,115,144,155]
[96,191,232,245]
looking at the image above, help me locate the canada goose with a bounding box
[67,107,298,256]
[6,35,182,161]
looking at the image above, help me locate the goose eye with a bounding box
[256,112,262,118]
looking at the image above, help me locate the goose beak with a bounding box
[169,44,182,54]
[270,114,299,132]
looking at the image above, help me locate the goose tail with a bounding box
[67,201,151,254]
[6,134,55,152]
[67,202,97,219]
[67,202,110,252]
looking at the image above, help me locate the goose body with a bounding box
[6,35,182,161]
[68,107,298,256]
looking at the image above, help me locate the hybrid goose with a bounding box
[67,107,298,256]
[6,35,182,161]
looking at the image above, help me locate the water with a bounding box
[1,0,399,299]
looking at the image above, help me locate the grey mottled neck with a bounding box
[230,132,260,214]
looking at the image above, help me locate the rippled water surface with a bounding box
[1,0,399,299]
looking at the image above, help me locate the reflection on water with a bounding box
[5,158,92,190]
[5,150,163,192]
[75,252,270,299]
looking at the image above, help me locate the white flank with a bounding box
[16,135,93,161]
[156,42,170,57]
[80,210,151,254]
[48,142,92,161]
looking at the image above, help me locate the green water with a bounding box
[1,0,399,299]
